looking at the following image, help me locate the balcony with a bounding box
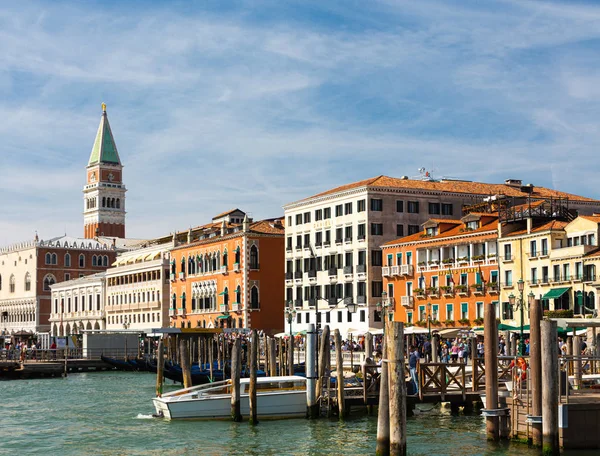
[294,299,303,309]
[303,244,311,251]
[357,295,367,304]
[327,298,338,307]
[401,296,414,308]
[324,240,331,247]
[220,265,228,274]
[382,266,391,277]
[178,272,185,280]
[572,274,583,283]
[308,298,316,308]
[178,307,187,318]
[168,308,177,317]
[455,286,469,297]
[294,271,303,279]
[344,237,352,244]
[358,234,366,241]
[441,287,454,298]
[399,264,414,276]
[527,251,539,260]
[390,265,400,276]
[427,287,439,298]
[285,271,293,281]
[343,266,353,275]
[356,264,367,274]
[219,304,228,313]
[335,238,343,245]
[414,289,426,299]
[528,279,540,287]
[471,285,484,296]
[487,283,500,294]
[295,245,302,251]
[315,241,322,248]
[170,273,176,282]
[231,303,241,312]
[233,262,240,272]
[286,246,292,253]
[308,270,317,280]
[539,249,549,259]
[328,268,338,281]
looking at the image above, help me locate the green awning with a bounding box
[542,287,571,300]
[218,291,228,296]
[216,315,230,320]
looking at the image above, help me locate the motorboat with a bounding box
[153,375,307,420]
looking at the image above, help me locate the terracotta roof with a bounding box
[427,219,462,225]
[503,220,568,237]
[212,208,243,220]
[383,219,498,247]
[249,219,285,235]
[585,248,600,258]
[293,175,600,204]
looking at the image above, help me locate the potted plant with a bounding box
[431,319,442,327]
[473,317,484,325]
[473,254,485,262]
[544,309,574,318]
[442,258,453,264]
[427,286,439,296]
[458,318,471,326]
[415,320,427,327]
[444,319,455,326]
[440,285,453,293]
[455,284,468,293]
[414,288,425,296]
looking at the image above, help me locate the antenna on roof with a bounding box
[413,167,438,182]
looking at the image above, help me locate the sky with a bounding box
[1,0,600,245]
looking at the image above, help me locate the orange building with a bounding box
[169,210,285,334]
[381,212,500,328]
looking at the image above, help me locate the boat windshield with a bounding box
[255,381,305,391]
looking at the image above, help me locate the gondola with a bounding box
[100,355,137,371]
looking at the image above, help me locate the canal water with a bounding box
[0,372,593,455]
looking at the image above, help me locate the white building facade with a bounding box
[104,242,173,332]
[283,175,600,335]
[49,273,106,336]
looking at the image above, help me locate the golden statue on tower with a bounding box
[101,102,106,112]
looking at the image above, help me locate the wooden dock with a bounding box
[0,359,116,379]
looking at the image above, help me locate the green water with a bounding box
[0,372,587,455]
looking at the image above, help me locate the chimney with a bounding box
[221,220,226,236]
[243,214,250,232]
[521,183,534,194]
[172,231,177,246]
[187,227,192,244]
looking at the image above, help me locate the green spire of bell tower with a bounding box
[88,103,121,166]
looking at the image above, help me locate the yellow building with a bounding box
[498,207,600,328]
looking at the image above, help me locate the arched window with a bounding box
[79,254,85,268]
[0,274,2,290]
[24,273,31,291]
[235,286,241,304]
[181,292,186,309]
[116,199,120,209]
[223,250,228,269]
[223,287,229,306]
[188,256,194,275]
[65,253,71,267]
[250,245,259,269]
[103,256,108,267]
[52,253,57,264]
[43,274,56,291]
[92,255,97,266]
[170,261,176,275]
[112,198,116,208]
[102,197,106,207]
[196,255,202,273]
[45,253,51,264]
[9,275,16,293]
[234,247,241,265]
[172,294,176,309]
[181,257,186,275]
[251,286,259,309]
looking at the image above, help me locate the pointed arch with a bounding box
[9,274,15,293]
[250,245,259,269]
[79,254,85,268]
[43,274,56,291]
[0,273,2,291]
[24,272,31,292]
[65,253,71,267]
[116,199,120,209]
[250,285,259,309]
[103,255,108,267]
[235,285,241,304]
[223,287,229,306]
[92,255,97,266]
[52,253,57,264]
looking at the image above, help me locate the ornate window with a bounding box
[92,255,98,266]
[0,274,2,290]
[250,245,259,269]
[103,255,108,267]
[24,273,31,291]
[43,274,56,291]
[235,286,241,304]
[79,254,85,268]
[65,253,71,267]
[9,274,15,293]
[45,253,52,264]
[250,286,259,309]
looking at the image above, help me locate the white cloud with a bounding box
[1,0,600,245]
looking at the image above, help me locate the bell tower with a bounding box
[83,103,126,239]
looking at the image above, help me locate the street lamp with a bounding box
[508,278,526,355]
[285,303,296,338]
[376,291,390,332]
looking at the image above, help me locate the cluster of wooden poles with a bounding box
[483,299,560,455]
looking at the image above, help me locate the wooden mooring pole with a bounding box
[387,321,407,456]
[306,323,318,419]
[334,328,345,420]
[156,338,164,397]
[249,329,258,425]
[541,319,559,456]
[316,325,331,399]
[231,336,242,422]
[376,326,390,456]
[529,298,543,447]
[288,336,294,376]
[278,337,283,376]
[484,301,500,441]
[180,338,192,389]
[269,337,277,377]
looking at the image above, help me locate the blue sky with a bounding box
[1,0,600,244]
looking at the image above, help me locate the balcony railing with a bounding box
[168,308,177,317]
[219,304,228,313]
[286,246,292,253]
[308,298,316,308]
[391,265,400,276]
[344,237,352,244]
[285,272,293,280]
[294,271,303,279]
[327,298,338,307]
[179,272,185,280]
[178,307,187,318]
[357,295,367,304]
[401,296,414,308]
[308,270,317,279]
[358,234,366,241]
[170,273,176,282]
[343,266,353,275]
[231,303,240,312]
[382,266,391,277]
[335,238,343,245]
[400,264,414,276]
[220,265,228,274]
[356,264,367,274]
[233,262,240,272]
[324,241,331,247]
[315,241,322,248]
[328,268,337,278]
[294,299,303,309]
